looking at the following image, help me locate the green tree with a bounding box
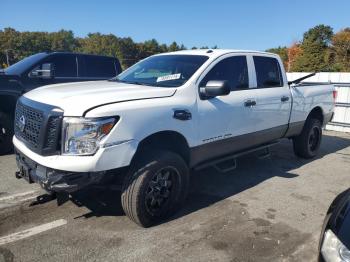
[293,24,334,71]
[49,30,76,51]
[168,41,180,52]
[0,27,217,69]
[76,33,119,56]
[115,37,139,69]
[0,28,22,65]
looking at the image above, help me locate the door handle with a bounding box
[244,100,256,107]
[173,109,192,121]
[281,96,290,102]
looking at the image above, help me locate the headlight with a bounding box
[62,117,117,156]
[321,229,350,262]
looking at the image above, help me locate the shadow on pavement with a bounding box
[67,133,350,222]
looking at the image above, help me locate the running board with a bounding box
[194,141,279,172]
[255,147,271,159]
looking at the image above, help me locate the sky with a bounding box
[1,0,349,51]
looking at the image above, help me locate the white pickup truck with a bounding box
[13,49,335,227]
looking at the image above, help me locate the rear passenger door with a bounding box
[251,55,291,142]
[78,55,118,80]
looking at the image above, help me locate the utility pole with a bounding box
[5,50,10,66]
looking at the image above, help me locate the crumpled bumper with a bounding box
[15,148,106,193]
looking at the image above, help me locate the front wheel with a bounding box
[0,112,14,155]
[293,118,322,159]
[121,150,189,227]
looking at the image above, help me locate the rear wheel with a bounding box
[121,150,189,227]
[0,112,14,155]
[293,118,322,159]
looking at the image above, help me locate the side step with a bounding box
[194,141,278,173]
[255,147,271,159]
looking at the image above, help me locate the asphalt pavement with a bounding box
[0,130,349,262]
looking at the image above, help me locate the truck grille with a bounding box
[15,102,44,149]
[14,97,63,155]
[44,116,61,149]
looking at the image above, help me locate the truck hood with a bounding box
[24,80,177,116]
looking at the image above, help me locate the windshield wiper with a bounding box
[125,81,155,86]
[111,78,155,86]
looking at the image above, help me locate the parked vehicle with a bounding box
[13,49,335,227]
[319,188,350,262]
[0,52,122,154]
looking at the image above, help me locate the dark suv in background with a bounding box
[0,52,122,154]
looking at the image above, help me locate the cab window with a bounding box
[200,56,249,90]
[253,56,283,88]
[48,54,77,77]
[30,54,77,78]
[83,56,117,78]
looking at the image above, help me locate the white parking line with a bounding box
[0,191,38,202]
[0,219,67,246]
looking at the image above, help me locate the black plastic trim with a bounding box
[15,96,64,156]
[173,109,192,121]
[15,148,106,193]
[190,124,287,167]
[284,121,305,138]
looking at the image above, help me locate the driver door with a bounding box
[195,54,258,164]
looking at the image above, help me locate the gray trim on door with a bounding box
[190,124,288,167]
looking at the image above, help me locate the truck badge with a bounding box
[18,115,26,132]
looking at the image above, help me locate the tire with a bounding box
[293,118,322,159]
[121,150,189,227]
[0,112,14,155]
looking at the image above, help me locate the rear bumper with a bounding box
[15,148,106,193]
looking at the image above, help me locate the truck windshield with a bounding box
[4,53,47,75]
[115,55,209,87]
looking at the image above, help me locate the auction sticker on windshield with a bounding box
[156,73,181,82]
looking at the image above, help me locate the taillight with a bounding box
[332,90,337,101]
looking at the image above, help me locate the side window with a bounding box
[253,56,283,88]
[84,56,116,78]
[49,55,77,77]
[200,56,248,90]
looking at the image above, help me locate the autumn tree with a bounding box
[288,43,303,72]
[331,28,350,71]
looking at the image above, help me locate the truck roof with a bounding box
[36,51,118,59]
[162,49,278,57]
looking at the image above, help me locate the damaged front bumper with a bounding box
[15,149,106,193]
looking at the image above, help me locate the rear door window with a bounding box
[82,56,117,78]
[253,56,283,88]
[49,54,77,77]
[200,56,249,90]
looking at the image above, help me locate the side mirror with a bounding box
[30,63,54,79]
[200,80,231,99]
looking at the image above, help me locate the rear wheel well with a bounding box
[307,107,324,125]
[135,131,190,166]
